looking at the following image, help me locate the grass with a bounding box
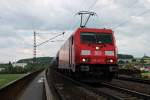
[141,72,150,79]
[0,74,24,88]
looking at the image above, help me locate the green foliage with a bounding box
[17,57,53,63]
[24,63,48,72]
[142,55,150,59]
[119,69,141,78]
[132,58,136,62]
[0,61,14,74]
[0,64,9,68]
[0,57,54,74]
[0,74,23,88]
[118,60,125,64]
[124,63,134,69]
[141,72,150,79]
[140,59,146,64]
[118,54,134,59]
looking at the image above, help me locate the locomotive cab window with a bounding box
[96,33,112,44]
[80,32,113,44]
[80,32,96,43]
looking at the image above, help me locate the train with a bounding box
[56,27,118,82]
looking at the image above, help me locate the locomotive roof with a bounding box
[76,27,113,33]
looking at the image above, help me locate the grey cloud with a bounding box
[0,0,150,62]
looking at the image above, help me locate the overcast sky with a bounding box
[0,0,150,63]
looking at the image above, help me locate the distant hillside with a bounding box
[142,55,150,59]
[117,54,134,59]
[17,57,53,64]
[18,55,134,62]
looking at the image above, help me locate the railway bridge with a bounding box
[0,67,150,100]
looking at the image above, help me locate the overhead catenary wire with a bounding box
[97,0,140,29]
[31,0,98,62]
[48,40,65,42]
[111,8,150,29]
[36,32,65,47]
[36,31,61,42]
[32,31,64,63]
[87,0,98,11]
[109,0,149,29]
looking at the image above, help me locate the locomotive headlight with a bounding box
[82,58,90,62]
[96,46,99,50]
[82,58,86,62]
[109,59,113,63]
[81,50,91,55]
[105,51,114,56]
[106,59,114,63]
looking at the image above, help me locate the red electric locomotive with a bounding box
[56,11,118,82]
[57,27,118,81]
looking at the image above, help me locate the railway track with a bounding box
[100,82,150,100]
[50,70,103,100]
[49,70,150,100]
[117,76,150,85]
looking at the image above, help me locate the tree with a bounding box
[140,59,145,64]
[8,61,13,73]
[132,59,136,62]
[118,60,125,64]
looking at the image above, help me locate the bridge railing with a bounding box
[0,69,43,100]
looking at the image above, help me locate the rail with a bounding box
[102,82,150,100]
[45,67,150,100]
[45,68,66,100]
[49,70,127,100]
[52,70,150,100]
[117,76,150,85]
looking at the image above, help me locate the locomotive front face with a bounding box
[58,28,118,81]
[77,30,117,65]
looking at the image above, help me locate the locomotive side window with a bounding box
[80,32,112,44]
[71,36,73,45]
